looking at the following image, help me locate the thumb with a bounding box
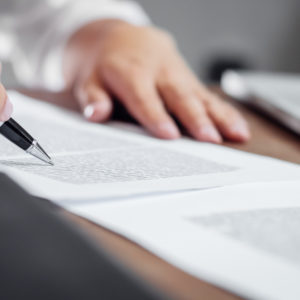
[74,76,113,123]
[0,83,13,122]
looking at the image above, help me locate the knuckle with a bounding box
[100,56,121,74]
[205,92,222,107]
[160,69,178,84]
[141,26,177,49]
[127,65,148,80]
[207,96,241,121]
[201,91,217,104]
[154,28,177,46]
[102,55,148,79]
[227,106,242,120]
[173,89,188,103]
[130,82,149,103]
[122,75,151,104]
[161,80,188,102]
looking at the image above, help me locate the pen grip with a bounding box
[0,118,33,150]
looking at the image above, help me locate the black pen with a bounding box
[0,118,53,165]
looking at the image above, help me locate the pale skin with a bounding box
[1,19,250,143]
[0,65,13,123]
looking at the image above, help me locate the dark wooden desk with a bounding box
[22,88,300,300]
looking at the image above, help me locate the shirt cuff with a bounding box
[39,1,151,92]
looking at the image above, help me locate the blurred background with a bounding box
[2,0,300,86]
[136,0,300,82]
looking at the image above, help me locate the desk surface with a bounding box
[22,88,300,300]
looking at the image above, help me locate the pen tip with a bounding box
[27,141,54,165]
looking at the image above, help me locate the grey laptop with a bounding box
[221,71,300,135]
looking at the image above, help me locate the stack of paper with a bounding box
[68,181,300,300]
[1,91,300,300]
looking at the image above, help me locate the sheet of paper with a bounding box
[67,181,300,300]
[0,91,299,201]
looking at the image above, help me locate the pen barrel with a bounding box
[0,118,33,150]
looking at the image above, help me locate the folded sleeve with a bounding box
[11,0,150,91]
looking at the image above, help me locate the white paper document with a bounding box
[2,91,300,299]
[68,181,300,300]
[0,91,299,201]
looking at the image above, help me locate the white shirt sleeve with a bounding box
[8,0,150,91]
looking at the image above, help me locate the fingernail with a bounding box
[231,120,251,140]
[0,98,13,122]
[197,125,222,143]
[84,101,112,122]
[156,122,180,139]
[83,104,95,120]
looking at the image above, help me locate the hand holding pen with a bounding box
[0,65,53,165]
[0,65,13,122]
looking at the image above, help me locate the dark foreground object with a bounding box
[0,173,165,300]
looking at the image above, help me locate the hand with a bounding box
[63,20,250,143]
[0,64,13,122]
